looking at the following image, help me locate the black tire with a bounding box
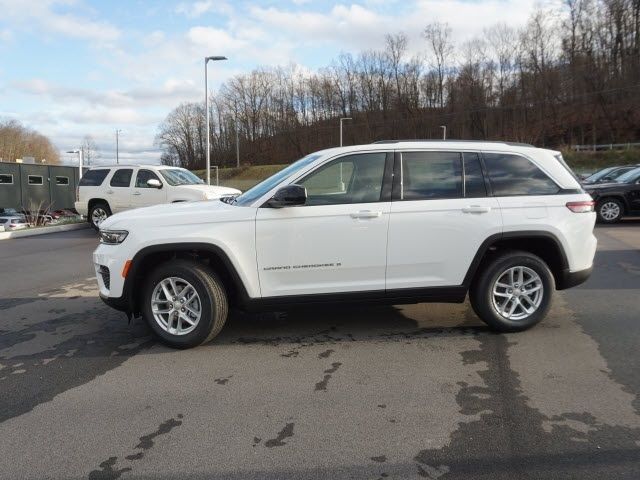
[596,198,624,223]
[88,201,112,231]
[141,259,228,349]
[469,250,554,332]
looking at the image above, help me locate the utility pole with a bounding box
[340,117,352,146]
[116,129,122,164]
[235,120,240,169]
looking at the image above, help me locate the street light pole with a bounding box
[67,149,83,179]
[440,125,447,140]
[205,55,228,185]
[340,117,352,147]
[116,129,122,164]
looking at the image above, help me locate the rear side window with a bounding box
[401,151,462,200]
[463,152,487,198]
[79,169,110,187]
[110,169,133,188]
[483,153,559,196]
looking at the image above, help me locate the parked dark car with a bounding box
[581,165,639,185]
[585,167,640,223]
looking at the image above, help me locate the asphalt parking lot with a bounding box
[1,223,639,479]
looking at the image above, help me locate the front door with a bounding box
[131,169,167,208]
[386,151,503,289]
[256,152,392,297]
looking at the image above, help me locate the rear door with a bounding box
[106,168,134,212]
[131,169,167,208]
[386,150,502,289]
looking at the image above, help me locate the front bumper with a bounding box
[557,266,593,290]
[99,292,130,312]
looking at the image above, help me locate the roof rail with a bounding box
[371,139,534,147]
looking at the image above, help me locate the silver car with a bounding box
[0,216,30,231]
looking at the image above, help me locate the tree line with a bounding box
[157,0,640,169]
[0,120,60,164]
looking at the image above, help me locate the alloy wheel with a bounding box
[151,276,202,336]
[91,207,108,227]
[600,201,621,221]
[491,266,544,321]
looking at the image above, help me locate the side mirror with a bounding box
[267,184,307,208]
[147,178,162,189]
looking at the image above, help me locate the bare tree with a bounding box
[80,135,99,165]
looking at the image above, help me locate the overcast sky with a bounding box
[0,0,560,166]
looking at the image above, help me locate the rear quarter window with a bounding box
[79,169,110,187]
[483,153,560,196]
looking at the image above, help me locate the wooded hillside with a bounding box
[157,0,640,169]
[0,120,60,164]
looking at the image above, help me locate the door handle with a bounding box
[132,191,141,196]
[462,205,491,214]
[106,190,114,195]
[350,210,382,219]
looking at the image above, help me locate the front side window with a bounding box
[79,169,109,187]
[298,152,387,205]
[234,153,322,206]
[483,153,560,196]
[110,169,133,188]
[28,175,43,185]
[55,176,70,186]
[135,169,161,188]
[615,167,640,184]
[401,151,462,200]
[0,174,13,184]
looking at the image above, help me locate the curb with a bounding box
[0,222,91,240]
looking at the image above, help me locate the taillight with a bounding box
[75,187,79,202]
[566,201,594,213]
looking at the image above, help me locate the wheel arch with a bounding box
[124,242,249,315]
[88,198,110,211]
[464,231,569,290]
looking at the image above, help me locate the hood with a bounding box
[176,184,241,199]
[100,199,252,230]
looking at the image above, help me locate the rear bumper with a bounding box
[557,266,593,290]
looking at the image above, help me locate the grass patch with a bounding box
[193,164,286,191]
[562,149,640,173]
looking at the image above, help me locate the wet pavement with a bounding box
[0,223,639,479]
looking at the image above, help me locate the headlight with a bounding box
[99,230,129,244]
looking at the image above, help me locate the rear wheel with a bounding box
[470,251,554,332]
[89,202,111,230]
[596,198,623,223]
[141,260,228,349]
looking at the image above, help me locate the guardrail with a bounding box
[572,142,640,152]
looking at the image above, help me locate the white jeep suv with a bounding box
[93,141,597,348]
[75,165,240,229]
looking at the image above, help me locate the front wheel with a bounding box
[141,260,228,348]
[470,251,554,332]
[596,198,623,223]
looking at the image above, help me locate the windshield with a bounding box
[615,167,640,184]
[233,153,323,206]
[584,167,617,183]
[159,168,204,186]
